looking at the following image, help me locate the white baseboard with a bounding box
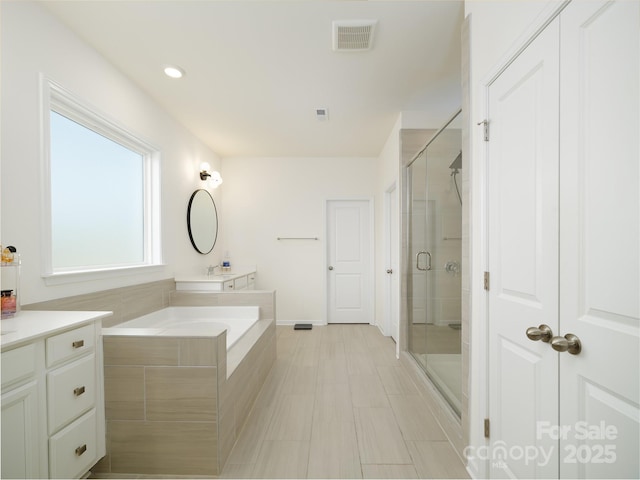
[276,319,326,326]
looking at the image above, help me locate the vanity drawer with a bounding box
[1,343,38,389]
[47,354,96,434]
[223,280,234,291]
[234,275,248,290]
[49,408,97,479]
[46,324,95,368]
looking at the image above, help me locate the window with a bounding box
[42,79,161,282]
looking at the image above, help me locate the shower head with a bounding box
[449,151,462,170]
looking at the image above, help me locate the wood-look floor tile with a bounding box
[225,405,272,465]
[264,393,314,441]
[317,357,349,384]
[346,351,378,375]
[251,440,310,479]
[407,441,469,479]
[283,365,318,394]
[376,366,419,395]
[361,464,419,479]
[292,346,320,367]
[308,421,362,479]
[353,407,412,465]
[388,394,447,441]
[321,324,345,343]
[219,462,255,479]
[350,373,389,408]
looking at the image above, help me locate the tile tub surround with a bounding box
[95,318,276,476]
[23,284,277,474]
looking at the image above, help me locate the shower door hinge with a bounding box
[484,418,490,438]
[484,271,490,291]
[478,119,489,141]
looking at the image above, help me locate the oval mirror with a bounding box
[187,189,218,254]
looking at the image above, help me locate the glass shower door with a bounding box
[407,113,462,417]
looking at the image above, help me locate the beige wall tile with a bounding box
[109,421,217,476]
[179,337,217,366]
[145,367,217,421]
[104,337,179,366]
[105,366,145,420]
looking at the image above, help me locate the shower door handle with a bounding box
[416,251,432,271]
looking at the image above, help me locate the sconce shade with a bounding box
[199,162,222,188]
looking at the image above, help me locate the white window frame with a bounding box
[40,77,162,285]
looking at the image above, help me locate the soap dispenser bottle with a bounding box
[222,251,231,272]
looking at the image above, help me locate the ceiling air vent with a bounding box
[332,20,377,52]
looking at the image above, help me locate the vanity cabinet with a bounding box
[176,268,257,292]
[1,343,43,479]
[1,312,110,479]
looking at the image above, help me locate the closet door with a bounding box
[487,18,560,479]
[559,1,639,477]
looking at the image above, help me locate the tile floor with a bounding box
[220,324,469,479]
[92,324,470,479]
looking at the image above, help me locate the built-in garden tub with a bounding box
[98,305,276,477]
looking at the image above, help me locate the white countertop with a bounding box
[175,267,256,283]
[1,310,113,351]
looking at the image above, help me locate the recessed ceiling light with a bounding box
[163,65,185,79]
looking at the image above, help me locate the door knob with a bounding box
[526,324,553,343]
[386,269,393,274]
[551,333,582,355]
[328,266,334,271]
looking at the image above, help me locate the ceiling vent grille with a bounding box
[332,20,377,51]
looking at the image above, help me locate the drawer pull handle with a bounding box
[75,444,87,456]
[74,386,86,396]
[72,340,85,349]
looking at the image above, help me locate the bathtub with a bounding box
[108,305,259,350]
[100,303,276,476]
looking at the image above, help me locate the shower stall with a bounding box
[405,110,463,416]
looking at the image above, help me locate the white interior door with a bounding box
[558,1,639,477]
[487,17,561,479]
[487,1,639,478]
[327,199,373,324]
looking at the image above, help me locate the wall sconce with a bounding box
[199,162,223,188]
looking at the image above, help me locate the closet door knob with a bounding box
[526,324,553,343]
[551,334,582,355]
[328,266,334,271]
[386,269,393,274]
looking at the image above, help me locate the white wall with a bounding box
[219,156,377,323]
[464,1,561,478]
[1,2,222,304]
[375,115,402,335]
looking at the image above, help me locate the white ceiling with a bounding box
[40,1,463,158]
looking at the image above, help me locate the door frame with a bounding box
[384,182,400,352]
[467,2,570,478]
[324,197,375,326]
